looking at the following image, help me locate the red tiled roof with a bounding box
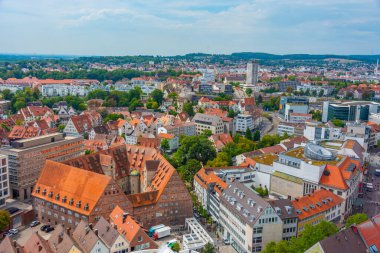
[357,213,380,250]
[292,189,344,220]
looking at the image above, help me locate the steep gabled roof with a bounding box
[32,160,112,215]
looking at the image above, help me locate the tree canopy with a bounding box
[0,210,10,231]
[345,213,368,228]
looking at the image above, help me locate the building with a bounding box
[159,122,196,137]
[72,221,109,253]
[305,226,367,253]
[277,122,305,137]
[304,122,343,141]
[0,155,9,207]
[268,199,298,240]
[235,114,255,134]
[284,103,309,122]
[32,160,132,230]
[61,144,192,228]
[288,113,312,123]
[345,122,375,151]
[272,81,299,92]
[208,133,234,151]
[47,224,83,253]
[269,143,362,216]
[245,61,259,88]
[279,97,309,116]
[296,84,335,96]
[220,181,283,253]
[110,206,157,252]
[94,216,130,253]
[357,213,380,252]
[292,189,343,234]
[192,113,225,135]
[322,101,380,122]
[0,133,84,200]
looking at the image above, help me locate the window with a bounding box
[138,236,143,242]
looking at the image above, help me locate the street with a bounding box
[361,165,380,218]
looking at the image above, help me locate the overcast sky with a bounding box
[0,0,379,56]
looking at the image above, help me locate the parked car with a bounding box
[40,225,50,231]
[8,229,18,235]
[30,220,40,227]
[223,239,230,245]
[45,227,55,233]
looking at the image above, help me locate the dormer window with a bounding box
[55,194,60,201]
[62,196,67,203]
[76,201,81,208]
[69,198,74,206]
[42,189,47,196]
[84,203,89,211]
[36,187,40,194]
[48,191,53,198]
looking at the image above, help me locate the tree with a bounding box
[87,89,108,100]
[161,138,170,152]
[177,159,202,184]
[173,136,216,166]
[103,113,124,123]
[253,130,261,141]
[171,243,180,252]
[318,89,325,97]
[257,94,263,104]
[345,213,368,228]
[286,86,293,93]
[183,102,195,117]
[168,92,178,102]
[0,210,10,231]
[331,118,345,128]
[227,109,235,118]
[150,89,164,105]
[245,128,253,140]
[246,88,253,97]
[58,124,65,132]
[201,129,212,138]
[203,243,215,253]
[310,110,322,121]
[262,221,338,253]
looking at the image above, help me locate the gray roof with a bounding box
[268,199,298,220]
[318,227,366,253]
[72,220,101,253]
[192,113,222,126]
[48,225,78,253]
[94,216,120,248]
[221,181,270,226]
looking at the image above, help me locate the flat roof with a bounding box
[283,147,342,166]
[273,171,303,184]
[252,153,278,165]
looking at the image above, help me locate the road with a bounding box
[361,165,380,218]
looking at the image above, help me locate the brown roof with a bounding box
[48,225,78,253]
[0,236,21,253]
[32,160,112,216]
[72,221,101,253]
[110,206,156,249]
[70,115,93,133]
[94,216,120,247]
[23,232,53,253]
[318,227,367,253]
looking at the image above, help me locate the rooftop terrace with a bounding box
[252,153,279,165]
[283,147,343,166]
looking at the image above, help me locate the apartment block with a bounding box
[0,155,9,207]
[192,113,224,135]
[0,133,84,200]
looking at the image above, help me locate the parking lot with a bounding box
[5,223,52,246]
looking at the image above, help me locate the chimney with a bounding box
[66,227,71,235]
[122,212,129,224]
[38,245,43,251]
[94,229,98,236]
[13,240,17,248]
[89,223,93,230]
[114,224,117,230]
[16,247,22,253]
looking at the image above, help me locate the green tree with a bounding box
[177,159,202,184]
[331,118,345,127]
[227,109,235,118]
[201,129,213,138]
[173,136,216,166]
[203,243,215,253]
[318,89,325,97]
[345,213,368,228]
[150,89,164,105]
[168,92,178,102]
[171,242,180,252]
[103,113,124,123]
[246,88,253,97]
[310,110,322,121]
[257,94,263,104]
[253,130,261,141]
[87,89,108,100]
[245,128,253,140]
[0,210,10,231]
[161,138,170,151]
[58,124,65,132]
[286,86,293,94]
[183,102,195,117]
[262,221,338,253]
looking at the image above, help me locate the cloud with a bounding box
[0,0,379,55]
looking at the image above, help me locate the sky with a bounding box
[0,0,379,56]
